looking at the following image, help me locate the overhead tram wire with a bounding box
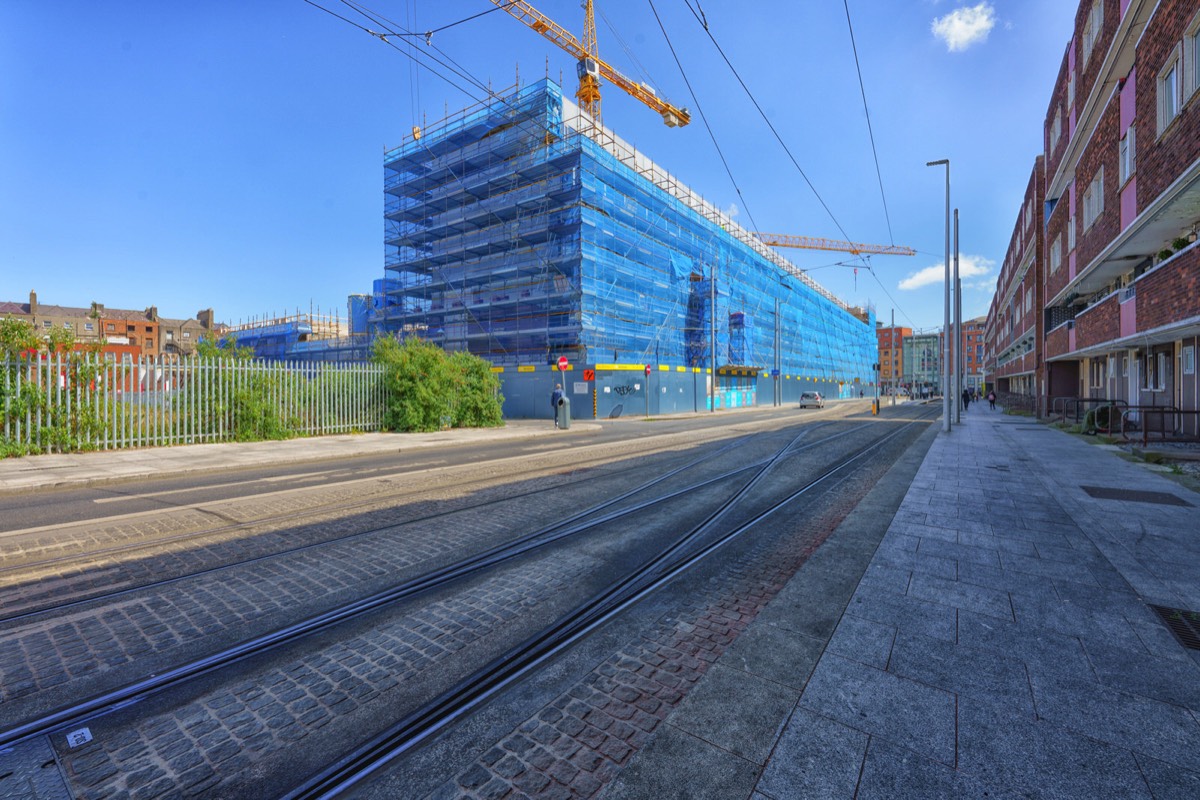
[843,0,895,245]
[646,0,764,237]
[679,1,858,254]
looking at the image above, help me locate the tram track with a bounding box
[0,425,799,622]
[285,407,939,798]
[0,407,937,799]
[0,420,884,749]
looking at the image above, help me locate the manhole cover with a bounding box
[1148,605,1200,650]
[1080,486,1193,506]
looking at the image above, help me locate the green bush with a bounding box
[372,337,503,432]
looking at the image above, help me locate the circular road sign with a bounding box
[557,356,569,371]
[644,364,652,376]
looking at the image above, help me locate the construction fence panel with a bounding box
[1,354,387,455]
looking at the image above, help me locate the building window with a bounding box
[1159,47,1182,135]
[1049,110,1061,153]
[1119,125,1135,185]
[1082,0,1103,66]
[64,321,72,330]
[183,332,191,339]
[84,322,94,332]
[1185,346,1196,376]
[1186,11,1200,101]
[166,330,174,341]
[1122,356,1128,377]
[1083,166,1104,230]
[43,320,52,329]
[1050,234,1062,273]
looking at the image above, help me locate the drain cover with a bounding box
[1080,486,1193,506]
[1148,605,1200,650]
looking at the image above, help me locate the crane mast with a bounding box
[489,0,690,127]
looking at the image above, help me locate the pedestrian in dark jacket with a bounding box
[987,390,997,410]
[961,388,971,412]
[551,383,564,427]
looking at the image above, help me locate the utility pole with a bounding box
[710,256,717,413]
[774,297,781,407]
[891,308,896,406]
[927,159,951,433]
[954,209,962,422]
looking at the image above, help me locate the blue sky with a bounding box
[1,1,1077,332]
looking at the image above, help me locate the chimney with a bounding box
[91,301,104,318]
[198,308,214,329]
[147,305,158,321]
[29,290,37,315]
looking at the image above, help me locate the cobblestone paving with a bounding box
[55,551,589,800]
[0,484,577,707]
[431,456,885,799]
[0,441,708,618]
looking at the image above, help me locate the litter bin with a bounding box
[556,395,571,429]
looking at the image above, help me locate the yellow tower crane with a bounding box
[752,233,916,257]
[489,0,691,127]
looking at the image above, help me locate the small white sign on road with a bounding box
[66,728,93,748]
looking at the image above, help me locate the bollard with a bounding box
[556,396,571,430]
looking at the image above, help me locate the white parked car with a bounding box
[799,391,825,409]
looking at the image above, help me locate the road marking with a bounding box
[90,470,339,502]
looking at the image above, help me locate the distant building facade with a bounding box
[902,333,942,397]
[1,291,215,357]
[876,324,912,393]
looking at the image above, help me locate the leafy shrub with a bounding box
[372,337,503,432]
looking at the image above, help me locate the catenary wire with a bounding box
[842,0,895,245]
[679,0,860,255]
[646,0,764,236]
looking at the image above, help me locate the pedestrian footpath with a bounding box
[604,406,1200,799]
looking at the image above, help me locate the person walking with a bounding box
[987,389,997,410]
[961,387,971,413]
[551,383,564,428]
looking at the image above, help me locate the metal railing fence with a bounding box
[2,353,387,454]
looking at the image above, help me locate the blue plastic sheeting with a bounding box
[371,79,876,384]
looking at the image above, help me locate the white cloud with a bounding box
[899,254,995,290]
[724,203,740,219]
[931,3,996,52]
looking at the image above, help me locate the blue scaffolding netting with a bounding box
[372,79,876,383]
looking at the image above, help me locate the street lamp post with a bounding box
[927,159,951,433]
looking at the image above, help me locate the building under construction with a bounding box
[371,79,877,417]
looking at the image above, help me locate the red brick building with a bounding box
[986,0,1200,430]
[876,324,912,393]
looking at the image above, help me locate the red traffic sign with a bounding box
[557,356,569,371]
[644,364,651,376]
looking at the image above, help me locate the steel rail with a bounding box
[0,427,783,624]
[283,409,937,798]
[0,415,911,757]
[0,423,835,749]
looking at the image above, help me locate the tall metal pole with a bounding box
[774,297,781,407]
[710,255,717,413]
[954,209,962,421]
[927,159,951,433]
[890,308,896,407]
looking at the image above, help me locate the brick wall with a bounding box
[1074,293,1120,348]
[1046,324,1070,359]
[1044,49,1072,184]
[1075,96,1121,273]
[1134,0,1200,208]
[1074,0,1120,116]
[1135,245,1200,330]
[1044,182,1072,300]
